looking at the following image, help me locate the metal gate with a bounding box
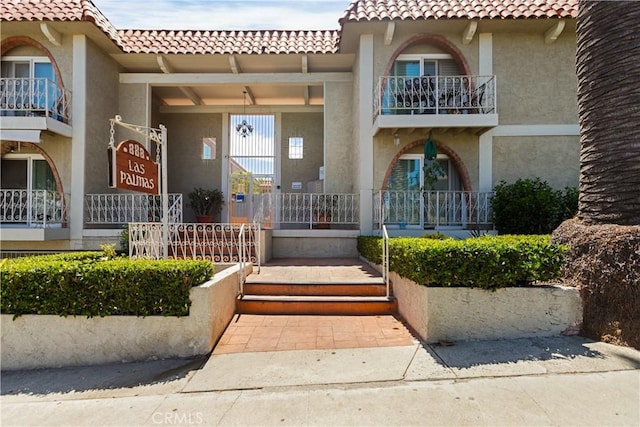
[229,114,275,225]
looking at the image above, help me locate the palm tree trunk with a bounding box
[576,1,640,225]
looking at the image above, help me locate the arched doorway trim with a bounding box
[381,33,472,80]
[381,139,472,192]
[1,141,65,198]
[1,36,65,89]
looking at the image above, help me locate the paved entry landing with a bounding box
[246,257,384,284]
[214,314,416,354]
[217,258,415,354]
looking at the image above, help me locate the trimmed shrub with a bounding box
[492,178,578,234]
[358,235,566,290]
[1,253,215,318]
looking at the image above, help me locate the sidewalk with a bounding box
[2,334,639,426]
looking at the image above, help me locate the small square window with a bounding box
[288,137,303,159]
[202,137,216,160]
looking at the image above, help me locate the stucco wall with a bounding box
[390,270,582,343]
[84,39,121,194]
[324,82,355,193]
[493,135,579,189]
[1,264,243,370]
[158,113,224,222]
[493,31,577,125]
[280,112,324,193]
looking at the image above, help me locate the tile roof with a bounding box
[3,0,578,55]
[340,0,578,24]
[1,0,123,47]
[118,30,341,54]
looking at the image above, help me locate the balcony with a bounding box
[0,78,72,140]
[0,189,69,240]
[373,75,498,135]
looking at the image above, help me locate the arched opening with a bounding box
[381,139,474,229]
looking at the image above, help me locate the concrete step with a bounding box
[242,282,389,297]
[236,295,398,316]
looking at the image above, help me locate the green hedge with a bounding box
[492,178,578,234]
[358,235,566,290]
[1,253,215,317]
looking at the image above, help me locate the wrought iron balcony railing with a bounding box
[374,75,496,119]
[0,189,68,227]
[0,77,71,123]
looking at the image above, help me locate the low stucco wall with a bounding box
[391,271,583,343]
[272,230,359,258]
[1,264,247,371]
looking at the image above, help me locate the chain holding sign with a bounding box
[108,116,168,258]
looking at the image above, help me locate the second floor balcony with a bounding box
[0,78,72,140]
[373,75,498,135]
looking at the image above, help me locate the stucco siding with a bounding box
[324,82,355,193]
[159,113,224,221]
[84,39,120,194]
[493,136,579,189]
[493,31,577,125]
[280,112,324,193]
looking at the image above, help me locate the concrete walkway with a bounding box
[2,259,639,425]
[2,335,639,426]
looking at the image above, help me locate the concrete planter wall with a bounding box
[390,271,582,343]
[1,265,247,371]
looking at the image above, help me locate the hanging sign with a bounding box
[108,139,159,194]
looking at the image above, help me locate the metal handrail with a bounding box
[238,223,246,296]
[382,224,390,298]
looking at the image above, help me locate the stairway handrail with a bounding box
[382,224,390,298]
[238,223,246,296]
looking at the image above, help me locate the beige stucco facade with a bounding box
[1,7,581,249]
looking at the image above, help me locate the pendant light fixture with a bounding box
[235,90,253,138]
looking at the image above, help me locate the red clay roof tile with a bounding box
[3,0,578,55]
[340,0,578,24]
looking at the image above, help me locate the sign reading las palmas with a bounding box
[109,139,159,195]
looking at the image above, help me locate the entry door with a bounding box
[228,114,275,224]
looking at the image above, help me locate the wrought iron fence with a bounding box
[84,193,183,225]
[374,190,493,228]
[374,75,496,118]
[0,189,68,226]
[129,222,260,265]
[1,78,71,123]
[253,193,359,228]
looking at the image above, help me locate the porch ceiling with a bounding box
[113,52,354,107]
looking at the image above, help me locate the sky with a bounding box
[92,0,352,30]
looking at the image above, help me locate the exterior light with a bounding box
[235,91,253,138]
[393,132,400,146]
